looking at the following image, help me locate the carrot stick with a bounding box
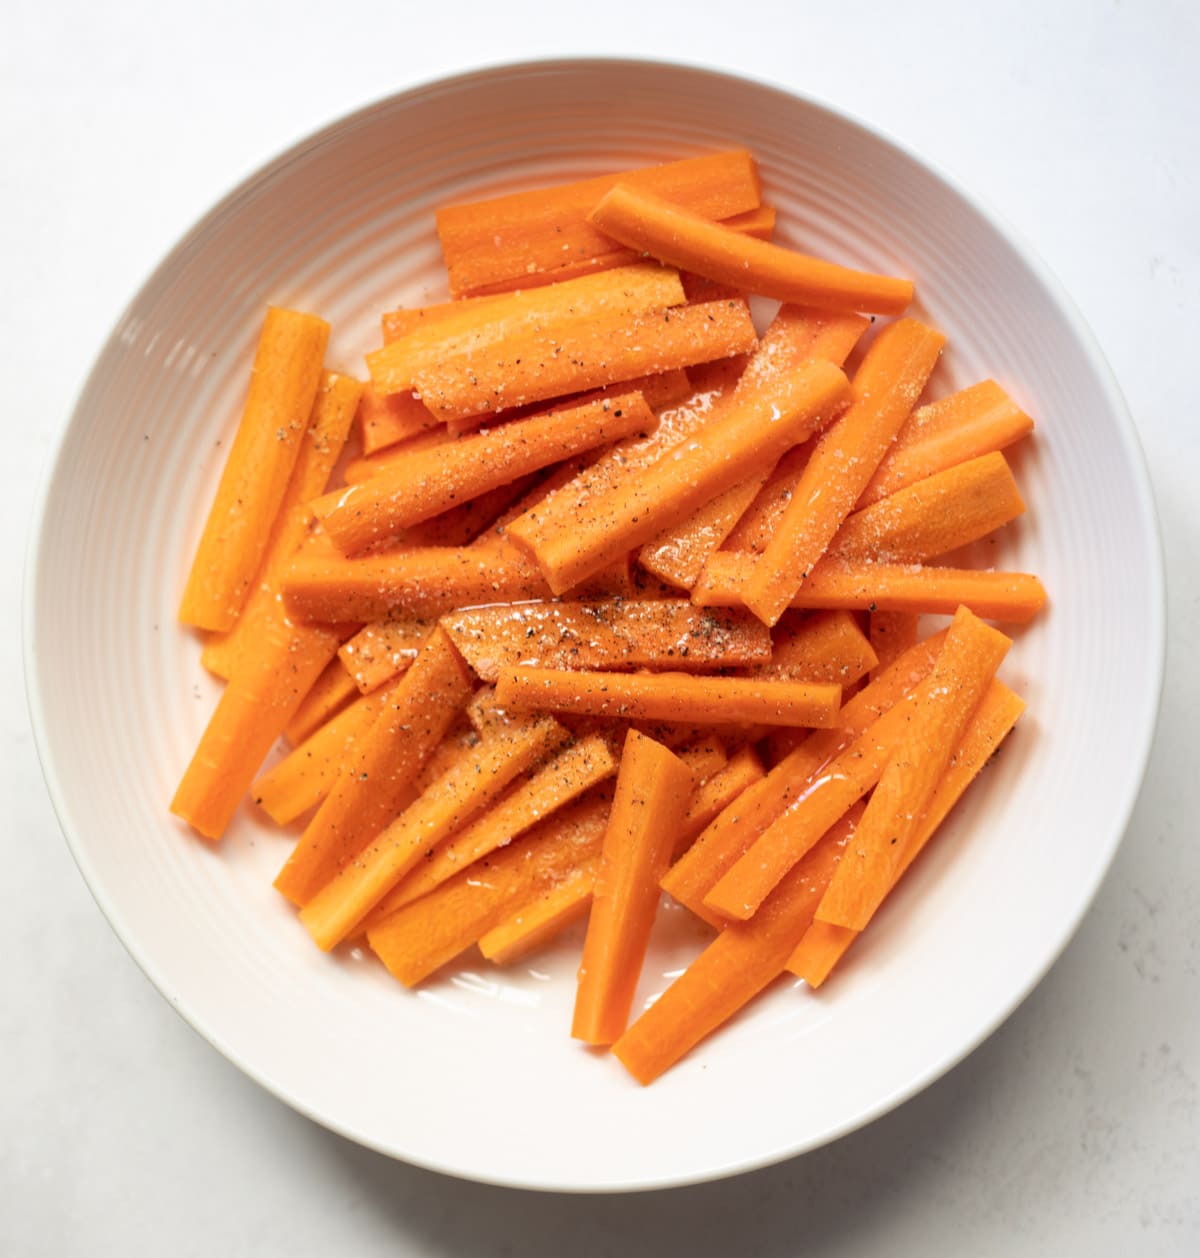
[589,184,914,316]
[830,452,1026,562]
[283,658,359,746]
[513,359,851,594]
[671,746,765,861]
[411,298,759,423]
[343,427,455,486]
[742,319,947,625]
[299,714,569,950]
[315,392,655,553]
[695,553,1048,624]
[749,610,878,688]
[273,627,475,907]
[367,789,612,986]
[869,611,921,674]
[440,600,771,682]
[788,680,1025,986]
[722,204,776,241]
[612,806,862,1085]
[495,667,842,730]
[281,540,553,623]
[380,294,508,345]
[478,859,599,963]
[358,381,439,454]
[178,308,329,630]
[572,731,696,1045]
[252,686,392,826]
[815,608,1012,930]
[338,614,436,693]
[718,442,813,557]
[437,151,762,297]
[857,379,1034,509]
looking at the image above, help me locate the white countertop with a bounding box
[5,1,1198,1252]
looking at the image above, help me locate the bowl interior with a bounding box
[27,59,1163,1191]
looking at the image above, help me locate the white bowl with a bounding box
[26,59,1164,1192]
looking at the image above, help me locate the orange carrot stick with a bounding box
[367,790,611,986]
[589,183,914,316]
[742,319,946,625]
[179,307,329,630]
[316,392,655,553]
[496,667,841,730]
[478,859,599,964]
[612,806,861,1085]
[343,427,455,486]
[868,610,921,674]
[338,614,436,693]
[718,442,813,557]
[440,600,771,682]
[815,608,1011,930]
[273,627,475,907]
[749,610,878,688]
[514,359,851,594]
[572,731,695,1045]
[670,745,766,861]
[358,381,440,455]
[283,658,359,746]
[299,715,569,950]
[788,680,1024,986]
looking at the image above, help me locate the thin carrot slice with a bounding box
[589,183,914,315]
[830,452,1026,562]
[788,681,1025,986]
[572,731,696,1045]
[478,859,599,963]
[612,806,861,1085]
[283,658,359,746]
[273,627,475,907]
[671,746,766,862]
[315,393,655,553]
[299,715,569,950]
[742,319,947,625]
[440,601,771,682]
[858,379,1034,509]
[179,307,330,630]
[694,553,1048,624]
[358,381,439,455]
[338,614,436,693]
[437,151,761,297]
[496,668,841,730]
[869,610,921,675]
[514,359,851,594]
[749,610,878,688]
[816,608,1012,930]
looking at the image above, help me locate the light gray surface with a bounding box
[5,1,1198,1252]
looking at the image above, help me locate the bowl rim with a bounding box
[23,54,1167,1193]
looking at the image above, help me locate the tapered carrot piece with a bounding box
[179,308,330,630]
[638,306,870,589]
[367,789,612,986]
[589,183,914,316]
[201,371,363,680]
[273,627,475,907]
[338,614,436,693]
[572,731,695,1045]
[857,380,1034,509]
[869,611,921,674]
[671,746,766,862]
[743,319,946,625]
[496,667,841,730]
[283,658,359,746]
[281,540,553,623]
[816,608,1011,930]
[718,443,813,557]
[440,601,771,682]
[412,298,758,423]
[299,714,569,950]
[437,150,761,297]
[694,553,1048,623]
[514,359,851,594]
[358,381,440,454]
[252,686,392,826]
[315,393,654,553]
[831,452,1026,562]
[788,681,1024,986]
[750,610,878,688]
[613,806,861,1085]
[478,859,599,964]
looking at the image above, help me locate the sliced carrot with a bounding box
[478,859,599,964]
[436,151,761,298]
[514,359,851,594]
[572,731,695,1045]
[338,613,436,694]
[496,667,841,730]
[589,183,914,316]
[695,553,1048,624]
[299,714,569,950]
[283,658,359,746]
[179,307,330,631]
[358,381,439,455]
[830,452,1026,562]
[718,442,813,557]
[671,746,766,862]
[721,204,776,241]
[281,540,553,623]
[315,392,655,553]
[380,294,508,345]
[273,627,475,907]
[440,600,771,682]
[857,379,1034,509]
[742,319,947,625]
[788,681,1025,986]
[343,426,455,486]
[869,611,921,674]
[749,610,878,689]
[816,608,1012,931]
